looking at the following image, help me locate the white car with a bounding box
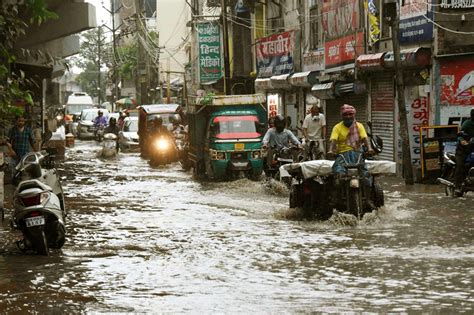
[118,117,139,152]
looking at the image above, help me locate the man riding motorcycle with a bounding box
[454,108,474,195]
[327,104,374,173]
[93,110,108,128]
[262,114,302,169]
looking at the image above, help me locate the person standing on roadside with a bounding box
[302,105,326,159]
[8,115,36,163]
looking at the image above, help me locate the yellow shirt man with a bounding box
[330,121,368,154]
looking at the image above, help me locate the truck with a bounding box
[64,92,94,134]
[187,94,267,180]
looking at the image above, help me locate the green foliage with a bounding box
[117,44,138,81]
[0,1,57,124]
[69,27,110,102]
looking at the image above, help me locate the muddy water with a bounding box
[0,141,472,312]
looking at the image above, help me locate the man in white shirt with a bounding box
[302,105,326,159]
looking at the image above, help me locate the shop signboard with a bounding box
[267,93,282,118]
[325,32,364,68]
[321,0,360,39]
[399,0,433,44]
[404,87,429,166]
[303,48,325,72]
[196,22,223,84]
[256,30,296,78]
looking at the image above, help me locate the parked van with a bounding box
[64,92,94,134]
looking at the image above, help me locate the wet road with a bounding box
[1,141,473,312]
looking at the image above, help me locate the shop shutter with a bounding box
[371,74,395,161]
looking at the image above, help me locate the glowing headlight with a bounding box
[56,114,63,121]
[154,138,170,151]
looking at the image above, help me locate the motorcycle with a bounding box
[437,137,474,197]
[100,133,118,158]
[303,139,325,161]
[285,150,393,220]
[264,145,303,186]
[11,149,66,255]
[149,134,177,167]
[174,130,191,171]
[94,125,106,142]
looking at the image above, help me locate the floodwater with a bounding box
[1,141,472,313]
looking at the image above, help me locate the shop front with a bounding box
[356,47,432,163]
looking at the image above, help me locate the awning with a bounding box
[270,74,291,90]
[311,82,335,100]
[356,52,385,71]
[383,47,431,68]
[289,71,319,87]
[334,81,367,96]
[254,78,273,91]
[355,47,431,72]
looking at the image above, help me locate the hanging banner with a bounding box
[364,0,380,46]
[256,30,296,78]
[399,0,433,44]
[440,57,474,106]
[325,32,364,68]
[196,22,223,84]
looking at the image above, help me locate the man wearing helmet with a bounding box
[93,110,108,128]
[105,117,120,136]
[262,114,301,150]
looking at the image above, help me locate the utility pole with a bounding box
[220,0,230,95]
[135,0,149,105]
[97,25,102,105]
[103,0,122,109]
[167,59,171,103]
[384,0,414,185]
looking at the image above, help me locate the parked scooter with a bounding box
[12,148,66,255]
[437,136,474,197]
[100,133,118,158]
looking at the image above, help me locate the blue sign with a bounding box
[398,0,433,44]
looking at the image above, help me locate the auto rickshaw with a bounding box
[138,104,180,159]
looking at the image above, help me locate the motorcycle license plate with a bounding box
[25,216,45,227]
[234,143,245,151]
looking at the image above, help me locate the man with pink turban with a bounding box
[328,104,373,156]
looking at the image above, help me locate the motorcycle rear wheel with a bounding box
[28,226,49,256]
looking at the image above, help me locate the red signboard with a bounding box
[440,57,474,106]
[325,32,364,68]
[256,30,295,78]
[321,0,360,39]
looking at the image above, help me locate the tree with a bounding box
[0,0,57,124]
[70,27,109,104]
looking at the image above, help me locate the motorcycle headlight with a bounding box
[154,138,170,151]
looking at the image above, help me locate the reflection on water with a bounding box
[1,141,473,313]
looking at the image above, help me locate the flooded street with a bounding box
[1,141,473,313]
